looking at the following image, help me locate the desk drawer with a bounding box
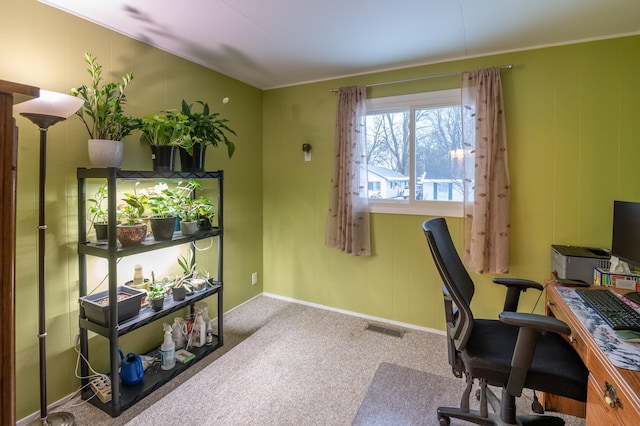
[546,299,589,363]
[587,356,640,425]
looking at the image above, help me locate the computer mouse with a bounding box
[624,291,640,304]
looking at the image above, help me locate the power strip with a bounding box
[90,376,112,403]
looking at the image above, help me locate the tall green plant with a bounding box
[71,53,140,140]
[181,100,236,157]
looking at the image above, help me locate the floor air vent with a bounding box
[366,323,405,338]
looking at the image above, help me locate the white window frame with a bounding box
[366,89,463,217]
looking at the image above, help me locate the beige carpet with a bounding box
[352,362,586,426]
[55,295,585,425]
[353,362,466,425]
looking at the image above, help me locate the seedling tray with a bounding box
[80,286,145,326]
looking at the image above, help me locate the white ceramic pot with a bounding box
[88,139,124,168]
[180,220,198,236]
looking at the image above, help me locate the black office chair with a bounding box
[422,218,587,425]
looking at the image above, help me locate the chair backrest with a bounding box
[422,218,475,351]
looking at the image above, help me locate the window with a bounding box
[365,89,463,217]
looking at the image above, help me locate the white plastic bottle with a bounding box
[172,318,186,350]
[206,319,213,346]
[198,302,209,323]
[161,323,176,370]
[193,311,207,348]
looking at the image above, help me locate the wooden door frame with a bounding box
[0,80,38,425]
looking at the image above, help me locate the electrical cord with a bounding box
[530,279,552,313]
[73,335,109,383]
[193,237,214,252]
[87,257,123,296]
[44,337,106,412]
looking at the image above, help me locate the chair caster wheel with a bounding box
[438,416,451,426]
[475,389,481,401]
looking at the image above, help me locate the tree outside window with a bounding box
[365,89,463,215]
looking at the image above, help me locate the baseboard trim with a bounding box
[262,292,446,336]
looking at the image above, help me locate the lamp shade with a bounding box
[14,89,83,119]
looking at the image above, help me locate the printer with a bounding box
[551,245,611,284]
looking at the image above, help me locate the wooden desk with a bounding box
[545,284,640,424]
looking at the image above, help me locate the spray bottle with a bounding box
[192,310,206,348]
[172,317,186,350]
[161,323,176,370]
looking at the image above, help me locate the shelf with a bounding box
[77,167,224,418]
[77,167,223,180]
[79,283,222,337]
[78,228,223,258]
[82,338,223,417]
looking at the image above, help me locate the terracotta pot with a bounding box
[116,223,147,247]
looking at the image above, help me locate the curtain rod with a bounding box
[328,65,513,93]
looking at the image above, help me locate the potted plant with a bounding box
[147,183,178,241]
[175,251,209,292]
[88,183,110,241]
[193,196,216,230]
[147,275,167,312]
[71,52,140,168]
[116,189,148,247]
[173,180,202,235]
[171,254,196,301]
[139,110,191,172]
[189,270,210,292]
[171,274,193,302]
[171,275,192,301]
[180,99,236,171]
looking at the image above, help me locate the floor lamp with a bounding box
[14,90,83,426]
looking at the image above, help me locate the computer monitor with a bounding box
[611,200,640,268]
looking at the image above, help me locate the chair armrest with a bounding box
[499,311,572,397]
[493,278,544,312]
[499,311,570,336]
[493,278,544,291]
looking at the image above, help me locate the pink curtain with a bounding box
[461,68,511,274]
[326,86,371,256]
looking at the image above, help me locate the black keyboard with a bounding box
[575,289,640,332]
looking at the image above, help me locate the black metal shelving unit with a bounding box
[76,167,224,417]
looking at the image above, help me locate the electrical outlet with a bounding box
[251,272,258,285]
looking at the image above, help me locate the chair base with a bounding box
[437,406,566,426]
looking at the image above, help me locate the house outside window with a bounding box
[365,89,463,217]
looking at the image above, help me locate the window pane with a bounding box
[414,105,463,202]
[365,110,410,200]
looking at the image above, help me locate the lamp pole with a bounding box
[14,91,82,426]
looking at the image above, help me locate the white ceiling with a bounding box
[40,0,640,90]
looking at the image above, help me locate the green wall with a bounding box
[4,0,640,421]
[3,0,263,419]
[263,36,640,327]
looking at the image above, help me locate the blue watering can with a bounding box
[118,348,144,386]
